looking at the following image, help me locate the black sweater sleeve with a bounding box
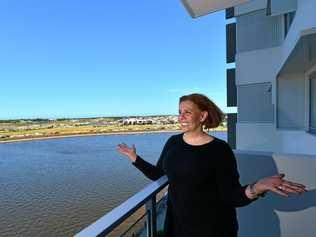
[132,136,174,181]
[215,142,253,207]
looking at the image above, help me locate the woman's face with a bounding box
[178,100,205,133]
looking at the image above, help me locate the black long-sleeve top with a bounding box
[133,133,254,237]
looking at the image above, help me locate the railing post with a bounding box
[145,196,157,237]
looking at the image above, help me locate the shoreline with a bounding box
[0,128,227,144]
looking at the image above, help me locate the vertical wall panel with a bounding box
[310,73,316,133]
[226,23,236,63]
[228,113,237,149]
[227,69,237,107]
[235,0,266,16]
[226,7,235,19]
[238,83,274,122]
[271,0,297,16]
[236,9,283,53]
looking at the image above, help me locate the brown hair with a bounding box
[179,93,224,129]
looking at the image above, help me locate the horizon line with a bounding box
[0,113,230,121]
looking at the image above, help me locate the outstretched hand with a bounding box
[117,143,137,162]
[254,174,307,197]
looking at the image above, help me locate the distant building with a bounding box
[121,118,153,125]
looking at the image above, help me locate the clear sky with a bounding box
[0,0,232,119]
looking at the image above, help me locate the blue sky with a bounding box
[0,0,232,119]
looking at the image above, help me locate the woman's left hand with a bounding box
[254,174,307,197]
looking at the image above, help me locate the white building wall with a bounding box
[270,0,297,16]
[236,47,281,85]
[236,123,278,151]
[235,0,267,16]
[278,130,316,155]
[236,123,316,155]
[236,10,284,53]
[311,72,316,131]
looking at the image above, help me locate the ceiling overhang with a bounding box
[181,0,251,18]
[279,29,316,75]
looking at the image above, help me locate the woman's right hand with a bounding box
[117,143,137,162]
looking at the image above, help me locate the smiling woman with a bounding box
[117,93,307,237]
[178,93,223,135]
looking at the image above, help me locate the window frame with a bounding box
[305,65,316,134]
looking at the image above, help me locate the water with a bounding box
[0,131,226,237]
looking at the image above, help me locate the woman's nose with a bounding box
[178,113,185,121]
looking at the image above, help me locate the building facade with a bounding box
[225,0,316,155]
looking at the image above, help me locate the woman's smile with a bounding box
[178,100,204,132]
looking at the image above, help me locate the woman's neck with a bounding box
[184,129,205,139]
[183,130,213,145]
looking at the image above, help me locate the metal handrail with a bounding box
[75,175,168,237]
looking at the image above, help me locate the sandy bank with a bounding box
[0,128,227,144]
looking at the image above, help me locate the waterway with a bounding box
[0,131,226,236]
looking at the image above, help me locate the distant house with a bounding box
[121,118,154,125]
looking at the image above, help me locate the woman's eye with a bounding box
[179,111,191,115]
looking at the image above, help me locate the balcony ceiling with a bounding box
[181,0,251,18]
[279,31,316,75]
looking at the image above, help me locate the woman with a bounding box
[117,93,306,237]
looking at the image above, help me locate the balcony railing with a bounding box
[75,175,168,237]
[75,151,316,237]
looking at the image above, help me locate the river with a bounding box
[0,131,226,236]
